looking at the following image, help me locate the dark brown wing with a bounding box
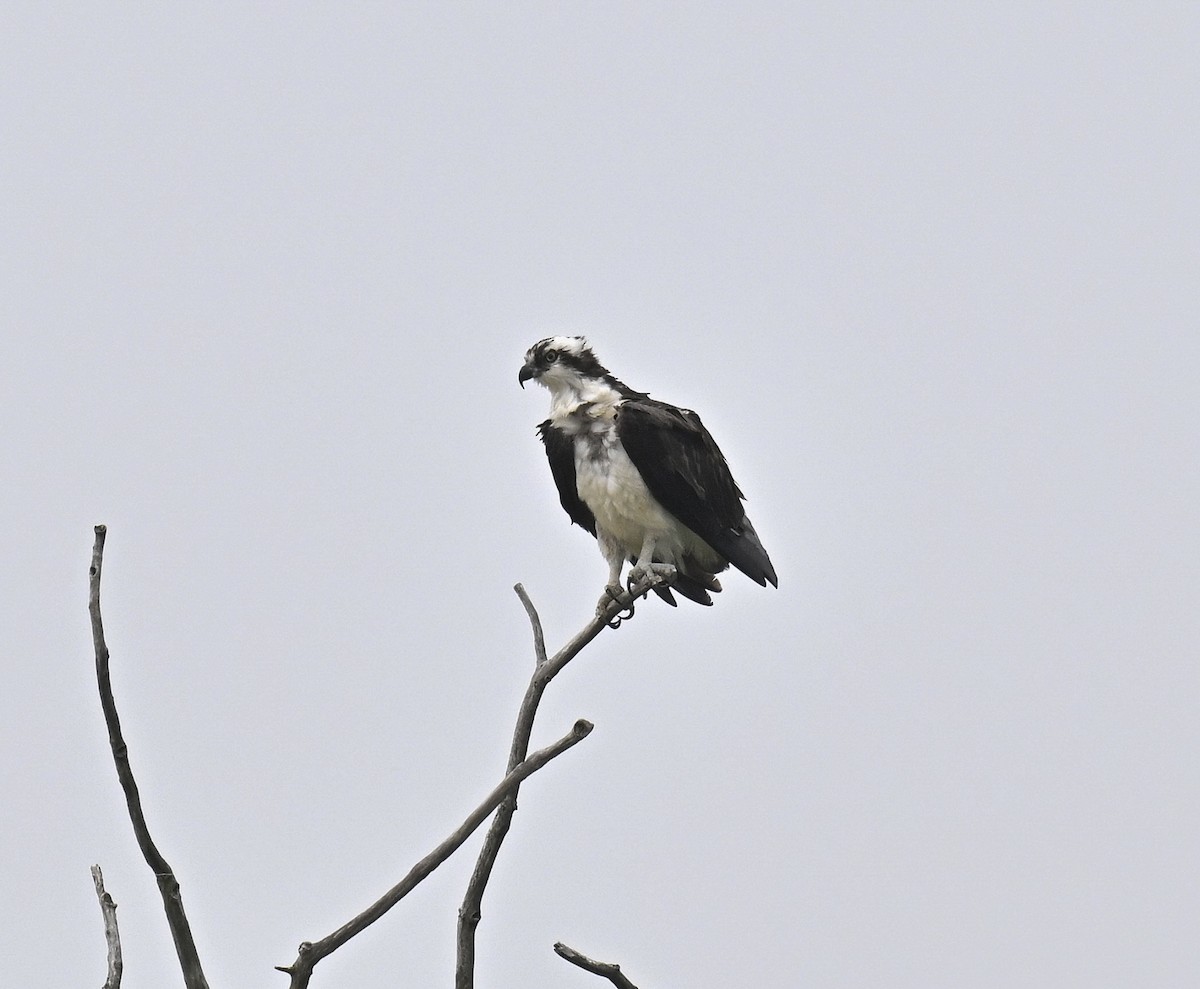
[537,420,595,535]
[616,399,778,587]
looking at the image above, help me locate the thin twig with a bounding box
[553,942,641,989]
[276,719,593,988]
[89,525,210,989]
[91,865,123,989]
[455,571,670,989]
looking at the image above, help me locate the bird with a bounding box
[519,335,777,613]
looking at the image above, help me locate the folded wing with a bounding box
[616,400,778,588]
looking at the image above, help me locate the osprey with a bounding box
[519,336,778,611]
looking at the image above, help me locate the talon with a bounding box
[627,563,678,598]
[626,574,651,601]
[595,583,624,617]
[607,600,635,629]
[596,583,636,627]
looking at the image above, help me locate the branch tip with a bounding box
[91,863,123,989]
[514,582,548,666]
[553,941,640,989]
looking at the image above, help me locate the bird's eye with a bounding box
[544,349,559,363]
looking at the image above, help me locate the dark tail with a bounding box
[709,514,778,588]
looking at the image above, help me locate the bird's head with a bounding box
[518,336,609,392]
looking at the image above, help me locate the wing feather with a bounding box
[617,400,778,587]
[615,401,741,536]
[537,421,595,534]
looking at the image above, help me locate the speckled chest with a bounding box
[556,403,672,542]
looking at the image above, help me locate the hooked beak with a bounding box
[518,363,537,389]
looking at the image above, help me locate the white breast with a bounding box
[574,430,676,550]
[571,423,720,570]
[546,386,718,570]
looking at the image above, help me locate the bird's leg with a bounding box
[627,535,676,593]
[596,529,630,617]
[627,535,657,584]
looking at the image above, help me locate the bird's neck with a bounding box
[547,374,626,420]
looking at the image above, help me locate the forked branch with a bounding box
[87,527,654,989]
[456,572,670,989]
[276,719,594,988]
[89,525,210,989]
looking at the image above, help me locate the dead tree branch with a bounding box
[276,718,594,988]
[91,865,123,989]
[553,942,641,989]
[514,583,547,666]
[456,573,669,989]
[89,525,210,989]
[87,528,658,987]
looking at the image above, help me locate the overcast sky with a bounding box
[2,4,1197,987]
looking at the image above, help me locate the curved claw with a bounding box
[626,571,652,600]
[599,584,635,628]
[627,562,678,599]
[607,600,635,629]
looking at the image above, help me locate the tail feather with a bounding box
[650,584,678,606]
[634,556,720,606]
[709,514,778,588]
[666,569,718,606]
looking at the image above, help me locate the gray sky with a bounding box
[3,4,1197,987]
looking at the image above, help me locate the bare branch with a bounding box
[553,942,641,989]
[456,571,669,989]
[91,865,123,989]
[89,525,210,989]
[276,719,593,988]
[514,583,547,666]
